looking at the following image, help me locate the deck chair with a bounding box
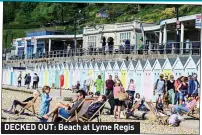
[58,99,85,122]
[16,95,39,117]
[68,98,95,122]
[181,99,200,119]
[145,101,169,125]
[80,99,109,122]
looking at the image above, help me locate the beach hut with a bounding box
[153,59,166,83]
[113,61,122,80]
[2,66,8,85]
[106,61,115,79]
[64,63,69,89]
[134,60,145,96]
[162,58,176,79]
[184,56,200,76]
[127,60,138,88]
[101,61,108,81]
[54,64,60,88]
[121,60,130,88]
[94,62,100,85]
[47,65,52,87]
[197,59,201,81]
[37,65,43,88]
[12,67,20,87]
[43,64,49,86]
[142,59,155,100]
[78,62,85,88]
[172,57,189,78]
[120,60,130,89]
[69,62,74,89]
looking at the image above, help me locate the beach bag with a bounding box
[118,92,127,101]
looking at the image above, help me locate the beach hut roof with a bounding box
[158,59,166,67]
[92,62,95,68]
[117,61,122,68]
[97,62,102,69]
[103,62,108,68]
[110,62,115,68]
[140,60,146,67]
[132,60,138,67]
[192,55,200,64]
[149,59,156,67]
[168,58,176,66]
[124,60,130,68]
[179,56,189,66]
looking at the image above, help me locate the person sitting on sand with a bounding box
[6,91,38,114]
[42,90,86,122]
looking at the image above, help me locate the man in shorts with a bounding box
[153,74,166,105]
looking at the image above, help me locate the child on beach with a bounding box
[37,86,52,122]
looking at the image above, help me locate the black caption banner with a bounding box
[1,122,140,134]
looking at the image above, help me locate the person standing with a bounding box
[26,73,31,89]
[105,75,115,96]
[36,74,39,89]
[177,77,188,105]
[17,73,22,87]
[113,81,123,120]
[127,79,136,99]
[188,75,195,96]
[86,74,92,94]
[24,74,27,86]
[192,74,200,97]
[153,74,166,107]
[167,75,175,105]
[32,73,38,89]
[105,75,115,115]
[94,75,103,95]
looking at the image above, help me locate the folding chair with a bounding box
[80,99,109,122]
[58,99,85,122]
[145,101,169,125]
[16,95,39,117]
[181,99,200,119]
[68,98,95,122]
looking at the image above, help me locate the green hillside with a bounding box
[3,3,201,49]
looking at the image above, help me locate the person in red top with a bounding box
[105,75,115,96]
[105,75,115,115]
[174,76,183,105]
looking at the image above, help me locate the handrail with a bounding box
[3,41,201,61]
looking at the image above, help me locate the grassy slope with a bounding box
[3,5,201,48]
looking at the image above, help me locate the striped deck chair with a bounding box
[145,101,169,125]
[16,95,39,117]
[58,99,85,122]
[80,99,109,122]
[181,98,200,119]
[68,98,95,122]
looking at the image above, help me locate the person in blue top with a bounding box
[37,85,52,122]
[192,74,200,97]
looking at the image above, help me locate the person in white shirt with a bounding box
[86,74,93,94]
